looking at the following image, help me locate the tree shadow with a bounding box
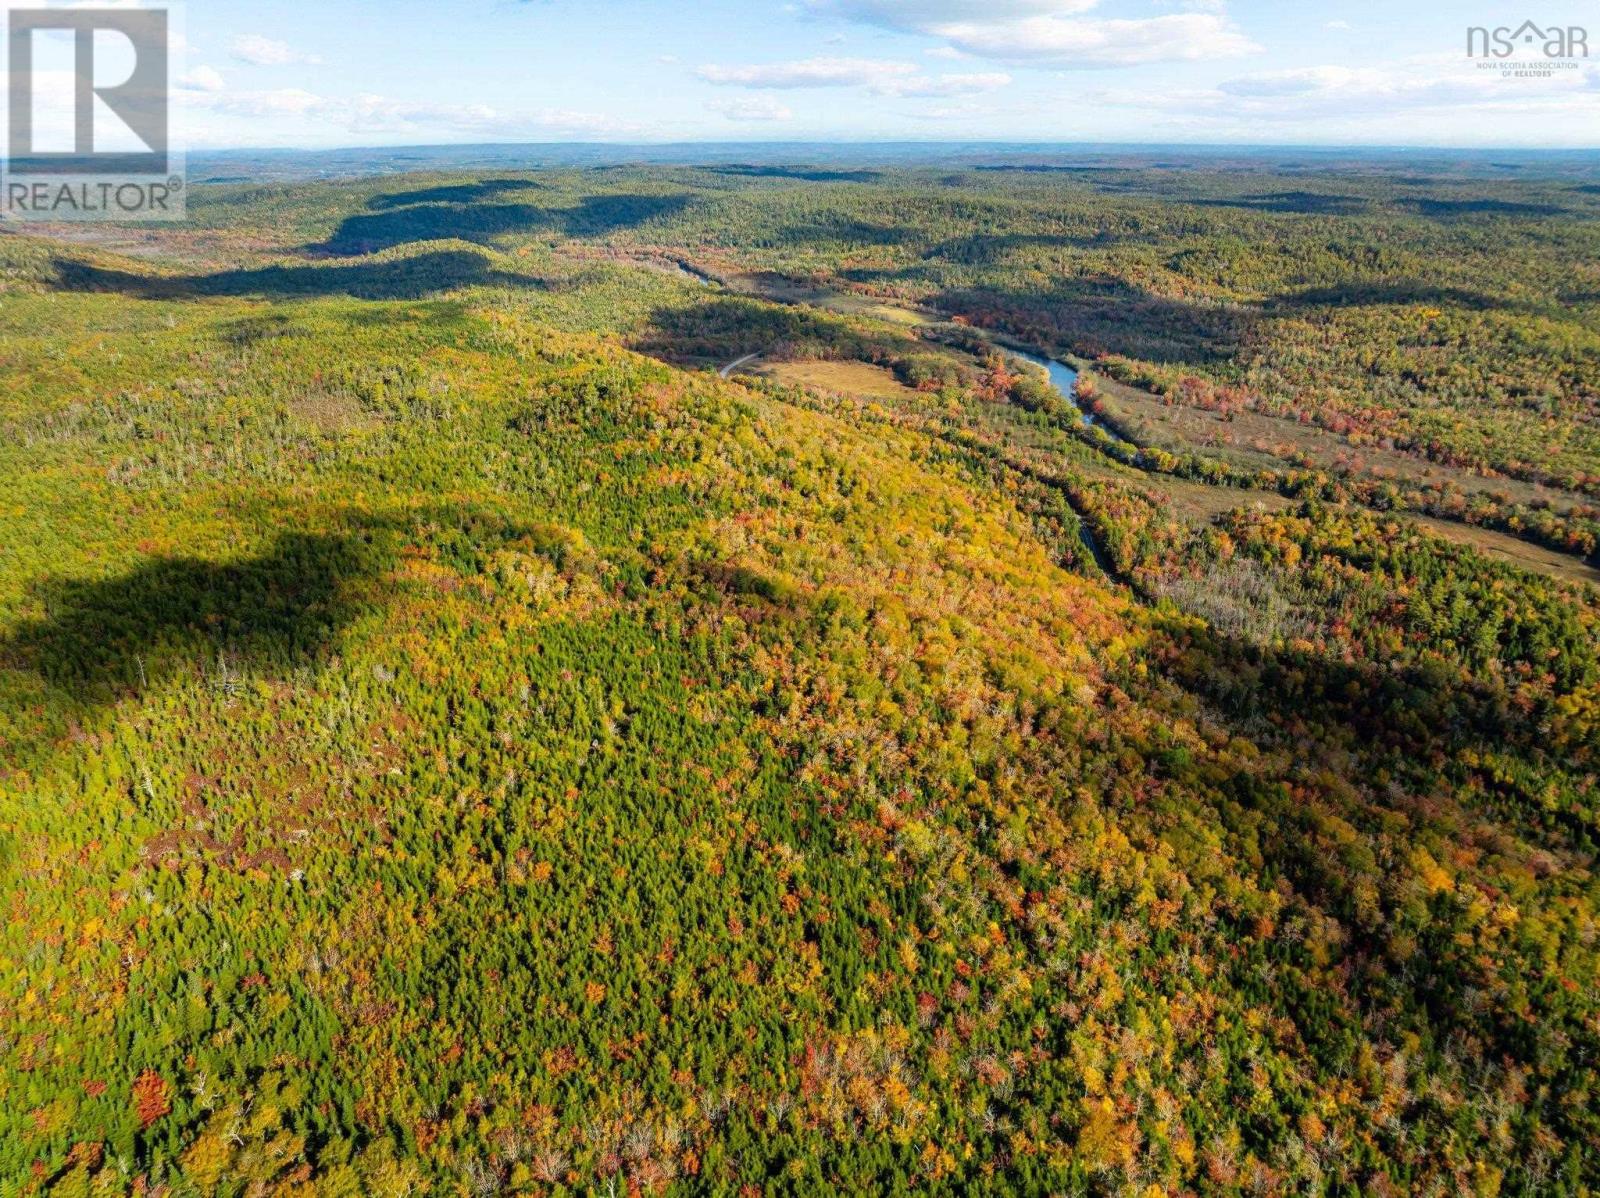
[0,527,381,770]
[49,248,541,301]
[705,165,881,184]
[633,293,901,366]
[0,508,531,767]
[555,192,694,237]
[366,178,545,209]
[1159,617,1593,849]
[924,231,1120,264]
[1266,281,1518,312]
[972,164,1130,176]
[1401,197,1568,219]
[777,217,920,248]
[1144,617,1599,1125]
[1190,190,1372,216]
[312,192,696,255]
[927,276,1255,366]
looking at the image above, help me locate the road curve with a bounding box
[719,352,761,379]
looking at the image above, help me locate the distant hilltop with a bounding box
[183,140,1600,185]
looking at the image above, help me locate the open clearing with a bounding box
[1092,373,1593,516]
[751,358,922,400]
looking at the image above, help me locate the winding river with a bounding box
[1011,349,1077,398]
[1005,351,1600,588]
[1009,349,1097,427]
[1000,349,1122,576]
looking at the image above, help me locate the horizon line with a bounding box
[187,138,1600,157]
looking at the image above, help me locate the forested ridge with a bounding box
[2,157,1599,1196]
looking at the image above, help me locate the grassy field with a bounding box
[750,359,922,401]
[1093,374,1591,514]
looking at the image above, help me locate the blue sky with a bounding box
[16,0,1600,148]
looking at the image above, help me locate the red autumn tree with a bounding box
[131,1070,171,1129]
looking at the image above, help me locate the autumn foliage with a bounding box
[3,160,1600,1195]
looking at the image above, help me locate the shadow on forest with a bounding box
[778,218,920,248]
[1266,281,1520,312]
[1400,197,1568,219]
[925,276,1256,366]
[924,231,1124,264]
[0,509,531,762]
[1162,617,1586,844]
[973,164,1129,176]
[1190,190,1372,216]
[0,528,385,708]
[633,292,889,362]
[367,178,544,209]
[706,165,881,184]
[312,192,696,254]
[1145,617,1600,1088]
[49,248,539,301]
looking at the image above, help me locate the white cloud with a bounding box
[344,94,500,134]
[1326,20,1351,30]
[891,72,1011,97]
[201,87,327,119]
[183,87,641,139]
[706,96,795,121]
[1084,53,1600,141]
[229,34,322,67]
[1218,65,1363,97]
[1208,61,1533,111]
[698,57,918,89]
[904,98,1007,121]
[177,65,225,93]
[933,13,1260,68]
[811,0,1096,25]
[697,56,1010,97]
[804,0,1259,69]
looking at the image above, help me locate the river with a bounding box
[1006,353,1599,588]
[1008,349,1095,426]
[999,349,1122,576]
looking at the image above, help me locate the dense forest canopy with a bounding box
[2,153,1599,1196]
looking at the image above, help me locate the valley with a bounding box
[4,154,1600,1196]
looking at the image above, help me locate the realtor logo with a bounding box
[4,4,185,220]
[1466,19,1589,82]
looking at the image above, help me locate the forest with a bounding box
[1,154,1599,1196]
